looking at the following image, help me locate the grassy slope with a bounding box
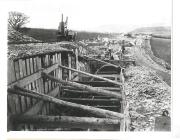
[130,26,171,35]
[150,37,171,64]
[19,27,113,42]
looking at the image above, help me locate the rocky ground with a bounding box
[125,65,170,131]
[123,38,171,131]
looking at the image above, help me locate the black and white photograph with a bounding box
[4,0,172,133]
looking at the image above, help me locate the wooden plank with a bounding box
[8,63,59,87]
[32,82,37,104]
[7,94,16,114]
[36,56,41,71]
[44,81,48,94]
[25,58,30,76]
[8,60,16,84]
[10,115,120,130]
[35,79,39,92]
[22,59,27,77]
[20,63,27,113]
[33,57,37,72]
[41,104,46,115]
[59,53,62,79]
[75,48,79,70]
[48,80,52,92]
[29,58,34,74]
[54,70,57,87]
[14,94,21,114]
[76,81,118,87]
[14,60,20,80]
[25,85,32,109]
[29,84,34,106]
[62,86,121,91]
[59,98,120,106]
[46,102,50,115]
[9,86,124,119]
[40,78,45,94]
[45,55,49,67]
[68,53,72,80]
[52,54,56,65]
[19,59,24,78]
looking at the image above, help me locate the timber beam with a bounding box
[8,86,124,119]
[10,115,121,131]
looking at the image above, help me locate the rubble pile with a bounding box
[125,65,171,131]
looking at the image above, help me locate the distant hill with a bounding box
[130,26,171,35]
[19,27,114,42]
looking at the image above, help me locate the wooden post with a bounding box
[8,87,124,119]
[57,53,62,80]
[8,60,16,84]
[75,48,79,81]
[68,53,72,80]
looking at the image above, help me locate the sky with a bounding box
[4,0,172,32]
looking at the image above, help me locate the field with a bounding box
[19,27,113,42]
[150,37,171,64]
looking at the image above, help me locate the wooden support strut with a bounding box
[59,65,122,86]
[8,86,124,119]
[42,72,122,99]
[62,86,121,91]
[10,115,120,130]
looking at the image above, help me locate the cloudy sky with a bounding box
[4,0,171,32]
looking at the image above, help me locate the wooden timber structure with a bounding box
[7,43,131,131]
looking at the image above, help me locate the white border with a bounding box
[0,0,180,140]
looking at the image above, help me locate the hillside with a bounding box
[150,37,171,65]
[130,26,171,36]
[19,27,114,42]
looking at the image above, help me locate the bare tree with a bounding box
[8,11,29,31]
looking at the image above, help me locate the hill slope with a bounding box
[130,26,171,35]
[19,27,114,42]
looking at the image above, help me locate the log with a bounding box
[59,98,120,106]
[76,81,118,87]
[42,72,122,99]
[8,87,124,119]
[62,86,121,91]
[10,115,120,130]
[63,89,89,94]
[59,65,122,86]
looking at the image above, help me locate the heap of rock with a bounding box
[125,65,170,131]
